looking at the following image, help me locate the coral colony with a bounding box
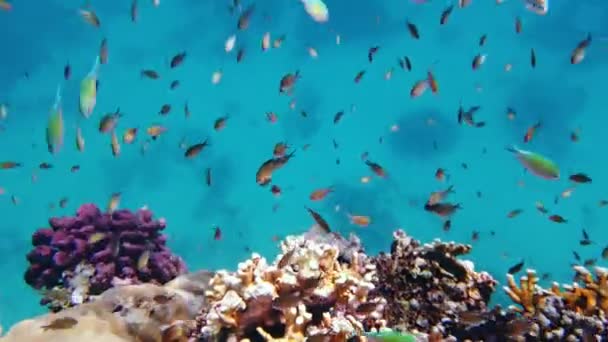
[1,204,607,341]
[23,204,187,310]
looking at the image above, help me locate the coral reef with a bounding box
[194,226,387,341]
[24,203,187,310]
[0,270,215,342]
[373,229,497,337]
[503,269,549,315]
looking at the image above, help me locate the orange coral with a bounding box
[551,266,608,316]
[503,269,548,315]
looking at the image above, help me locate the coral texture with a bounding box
[195,226,387,341]
[24,203,187,310]
[374,230,497,337]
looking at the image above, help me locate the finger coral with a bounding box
[24,203,187,311]
[374,230,497,337]
[503,269,549,314]
[194,226,387,341]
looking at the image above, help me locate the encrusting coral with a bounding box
[24,203,187,311]
[195,226,387,341]
[373,229,497,337]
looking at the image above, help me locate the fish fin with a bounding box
[89,55,100,76]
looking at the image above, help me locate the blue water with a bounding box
[1,0,607,329]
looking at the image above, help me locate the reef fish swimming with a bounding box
[506,145,560,180]
[300,0,329,23]
[79,56,100,118]
[46,85,64,154]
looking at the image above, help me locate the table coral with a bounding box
[373,230,496,337]
[24,203,187,310]
[195,229,386,341]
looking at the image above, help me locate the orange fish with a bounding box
[255,151,296,186]
[2,161,24,169]
[365,160,387,177]
[348,214,371,227]
[523,121,541,143]
[435,168,447,181]
[147,125,167,140]
[427,71,439,93]
[273,142,289,157]
[310,187,334,201]
[123,128,137,144]
[279,71,300,94]
[111,130,120,156]
[99,38,109,64]
[214,115,229,131]
[427,185,454,206]
[549,214,567,223]
[184,140,210,159]
[410,79,429,98]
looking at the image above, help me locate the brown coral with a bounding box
[551,266,608,317]
[374,230,496,336]
[503,269,549,315]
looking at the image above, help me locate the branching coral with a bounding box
[373,230,497,336]
[24,203,187,311]
[551,265,608,316]
[196,227,386,341]
[503,269,549,315]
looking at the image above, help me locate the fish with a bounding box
[137,249,150,271]
[508,260,525,274]
[41,317,78,331]
[365,159,387,177]
[184,140,210,159]
[364,331,416,342]
[99,38,108,64]
[524,0,549,15]
[570,34,592,65]
[237,4,255,29]
[368,46,380,62]
[440,5,453,25]
[123,128,137,144]
[472,54,486,70]
[99,108,122,133]
[130,0,138,22]
[310,187,334,201]
[530,48,537,68]
[305,207,331,233]
[79,9,101,28]
[79,56,100,118]
[46,85,64,154]
[569,173,592,184]
[506,146,559,180]
[108,192,121,213]
[348,214,371,227]
[279,71,300,94]
[406,21,419,39]
[255,151,296,186]
[424,202,462,217]
[523,122,541,143]
[427,185,454,206]
[111,130,120,156]
[300,0,329,23]
[141,70,160,79]
[170,51,187,68]
[515,17,522,34]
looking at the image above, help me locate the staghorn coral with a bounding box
[503,269,550,315]
[195,227,386,341]
[24,203,187,311]
[373,229,496,337]
[551,265,608,317]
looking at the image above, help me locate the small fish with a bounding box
[108,192,121,213]
[410,79,429,98]
[79,9,101,28]
[141,70,160,79]
[435,168,447,181]
[159,104,171,115]
[63,63,71,80]
[123,128,137,144]
[111,130,120,156]
[39,162,53,169]
[580,228,592,246]
[137,250,150,271]
[301,0,329,23]
[458,0,472,8]
[507,209,523,218]
[310,187,334,201]
[348,214,371,227]
[76,127,85,152]
[271,184,282,196]
[506,145,559,180]
[535,201,548,214]
[365,159,387,177]
[170,52,187,68]
[548,214,567,223]
[525,0,549,15]
[472,54,486,70]
[41,317,78,331]
[424,202,462,217]
[88,232,106,244]
[169,80,180,90]
[333,111,345,124]
[225,35,236,52]
[443,219,451,231]
[273,142,289,157]
[398,56,412,71]
[406,20,419,39]
[508,260,524,274]
[440,5,453,25]
[237,4,255,29]
[130,0,138,22]
[601,246,608,259]
[364,331,416,342]
[99,38,108,64]
[368,46,380,62]
[184,102,191,118]
[236,48,246,63]
[184,140,210,159]
[147,125,167,140]
[205,168,212,186]
[47,86,64,154]
[305,207,331,233]
[279,71,300,94]
[523,121,541,143]
[427,185,454,206]
[515,16,522,33]
[255,151,296,186]
[354,70,365,83]
[99,108,122,133]
[479,34,487,46]
[571,34,592,64]
[530,48,536,68]
[569,173,592,183]
[79,56,100,118]
[213,226,222,240]
[214,115,230,131]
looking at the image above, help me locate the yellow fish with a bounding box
[301,0,329,23]
[46,86,64,154]
[79,56,100,118]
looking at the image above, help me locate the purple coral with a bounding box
[24,203,187,295]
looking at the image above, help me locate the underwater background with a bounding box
[1,0,607,329]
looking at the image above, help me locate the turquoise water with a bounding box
[1,0,607,329]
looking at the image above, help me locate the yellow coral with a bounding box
[503,269,548,315]
[552,266,608,316]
